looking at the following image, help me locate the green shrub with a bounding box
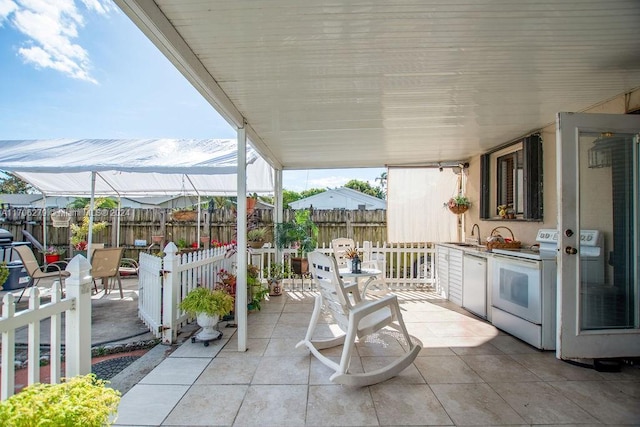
[0,374,121,426]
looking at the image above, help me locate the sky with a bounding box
[0,0,385,193]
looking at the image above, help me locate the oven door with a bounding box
[492,256,542,324]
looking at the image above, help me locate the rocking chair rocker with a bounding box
[296,251,421,387]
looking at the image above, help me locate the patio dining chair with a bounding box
[91,247,125,298]
[12,245,71,303]
[296,251,420,387]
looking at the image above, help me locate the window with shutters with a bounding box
[480,134,543,220]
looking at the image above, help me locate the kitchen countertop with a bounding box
[436,242,494,258]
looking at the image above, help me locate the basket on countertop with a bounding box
[486,226,521,250]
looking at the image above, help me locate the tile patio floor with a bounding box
[114,290,640,426]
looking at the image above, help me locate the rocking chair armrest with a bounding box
[349,294,397,319]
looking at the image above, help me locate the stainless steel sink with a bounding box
[444,242,477,247]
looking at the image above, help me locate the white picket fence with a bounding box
[0,256,93,401]
[137,241,436,343]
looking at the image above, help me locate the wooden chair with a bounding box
[296,251,421,387]
[12,245,71,302]
[91,247,125,298]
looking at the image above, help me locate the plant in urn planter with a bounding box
[180,287,234,344]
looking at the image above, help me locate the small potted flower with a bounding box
[43,246,66,264]
[263,262,291,296]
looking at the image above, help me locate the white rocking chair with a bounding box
[296,251,421,387]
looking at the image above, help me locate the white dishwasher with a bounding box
[462,253,487,318]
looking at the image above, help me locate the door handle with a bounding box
[565,246,578,255]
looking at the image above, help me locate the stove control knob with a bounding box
[565,246,578,255]
[565,229,574,237]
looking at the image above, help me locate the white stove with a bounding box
[490,228,605,350]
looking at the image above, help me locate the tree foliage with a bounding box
[0,173,33,194]
[344,179,385,199]
[68,197,118,209]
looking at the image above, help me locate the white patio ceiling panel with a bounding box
[117,0,640,170]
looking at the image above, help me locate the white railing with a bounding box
[0,256,92,400]
[138,241,436,343]
[249,241,436,291]
[138,252,164,337]
[160,243,235,344]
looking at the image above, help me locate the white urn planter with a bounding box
[195,313,221,341]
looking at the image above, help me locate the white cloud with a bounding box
[4,0,114,83]
[0,0,18,23]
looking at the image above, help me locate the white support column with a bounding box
[197,195,201,247]
[236,126,248,352]
[87,171,97,263]
[64,255,92,377]
[274,169,283,261]
[42,196,47,251]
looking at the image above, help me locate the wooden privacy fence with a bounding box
[0,207,387,260]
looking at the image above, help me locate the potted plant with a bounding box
[247,264,268,310]
[263,262,291,296]
[43,246,66,264]
[0,374,120,426]
[172,206,198,221]
[70,214,107,255]
[247,226,269,249]
[180,287,234,342]
[446,194,471,214]
[0,262,9,290]
[275,209,318,274]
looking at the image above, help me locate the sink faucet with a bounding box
[470,223,481,245]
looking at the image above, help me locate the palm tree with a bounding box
[375,171,388,195]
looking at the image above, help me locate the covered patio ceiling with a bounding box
[114,0,640,171]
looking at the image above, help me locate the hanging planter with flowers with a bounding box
[446,195,471,214]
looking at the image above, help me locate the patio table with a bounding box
[339,267,384,297]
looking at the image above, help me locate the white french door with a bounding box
[557,112,640,360]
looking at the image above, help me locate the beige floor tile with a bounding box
[247,312,280,326]
[195,356,261,384]
[491,381,599,424]
[264,337,310,356]
[509,353,607,381]
[461,354,540,382]
[277,311,314,325]
[309,355,364,385]
[488,335,540,354]
[219,337,269,356]
[251,355,310,384]
[356,330,412,356]
[169,335,227,358]
[417,346,457,356]
[361,356,425,384]
[548,380,640,424]
[431,383,526,425]
[450,341,504,356]
[162,384,247,426]
[139,357,210,385]
[414,355,485,384]
[419,334,498,349]
[234,384,307,426]
[115,384,189,426]
[306,384,379,426]
[370,383,453,425]
[424,321,483,337]
[246,321,276,338]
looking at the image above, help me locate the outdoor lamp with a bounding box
[351,254,362,274]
